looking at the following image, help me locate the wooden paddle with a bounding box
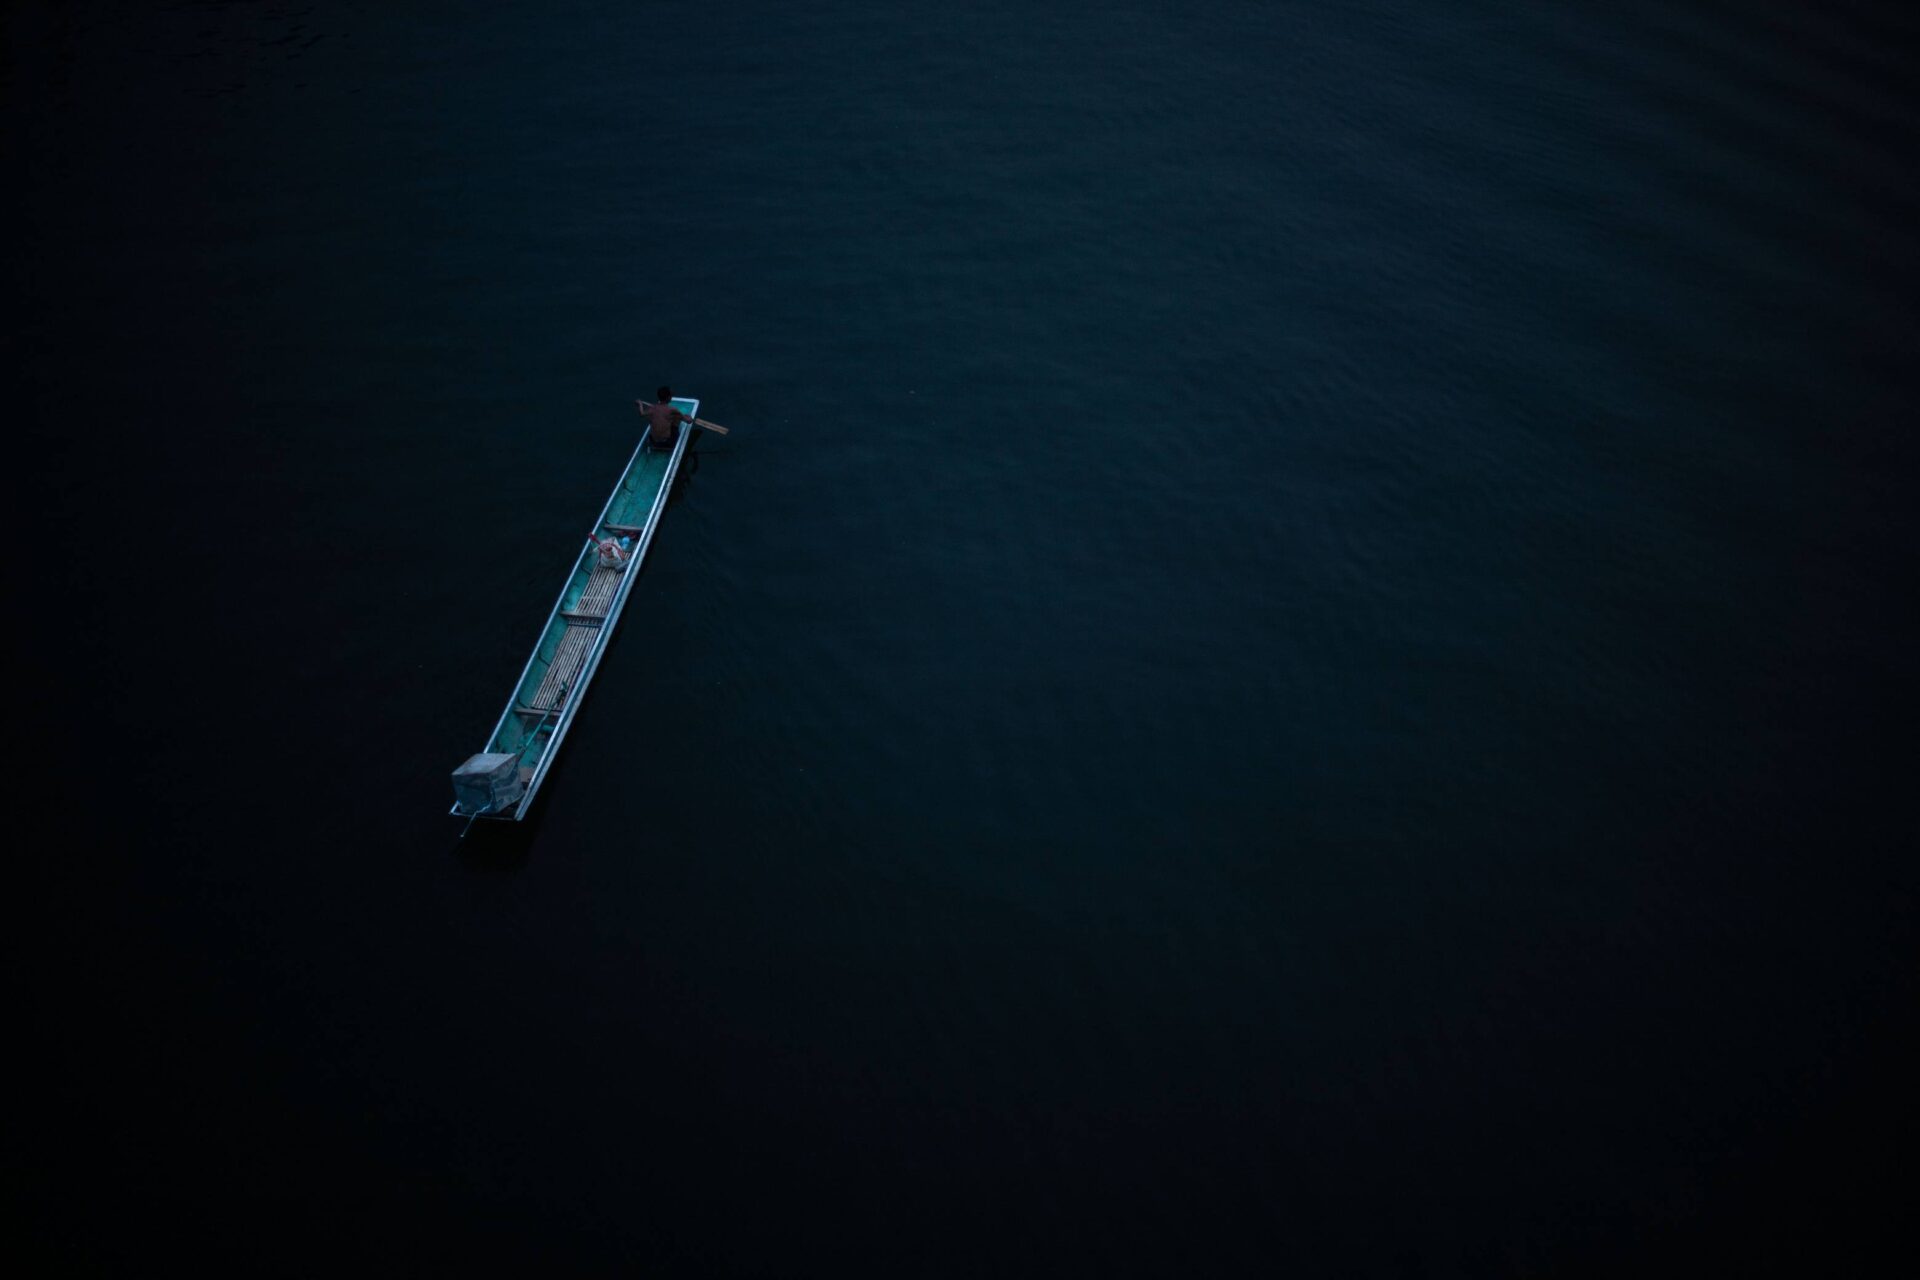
[636,400,731,435]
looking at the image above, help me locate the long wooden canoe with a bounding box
[451,397,698,821]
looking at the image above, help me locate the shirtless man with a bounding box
[635,386,694,449]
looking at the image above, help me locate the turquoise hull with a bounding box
[452,397,698,820]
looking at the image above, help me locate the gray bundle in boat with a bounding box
[452,752,524,814]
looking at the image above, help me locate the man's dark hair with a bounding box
[656,385,672,403]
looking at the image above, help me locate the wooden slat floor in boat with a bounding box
[528,623,597,711]
[575,564,624,618]
[522,562,628,713]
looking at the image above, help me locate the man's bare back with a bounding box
[636,392,691,446]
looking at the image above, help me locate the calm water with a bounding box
[15,0,1918,1272]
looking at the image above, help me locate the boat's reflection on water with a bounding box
[669,442,701,502]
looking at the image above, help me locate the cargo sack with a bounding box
[595,536,631,569]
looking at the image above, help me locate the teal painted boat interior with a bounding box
[477,397,696,793]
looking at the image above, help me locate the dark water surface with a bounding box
[14,0,1918,1272]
